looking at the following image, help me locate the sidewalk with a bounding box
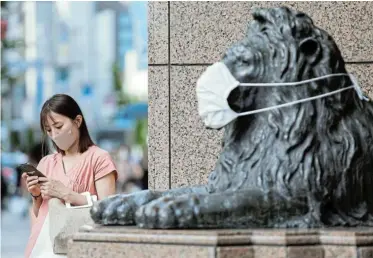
[1,206,31,258]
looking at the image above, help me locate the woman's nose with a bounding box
[50,129,58,138]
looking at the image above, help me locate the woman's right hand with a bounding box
[22,173,41,197]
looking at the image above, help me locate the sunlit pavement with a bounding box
[1,207,31,258]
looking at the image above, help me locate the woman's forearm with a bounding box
[32,196,43,217]
[62,190,89,206]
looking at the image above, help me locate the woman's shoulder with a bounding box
[87,145,117,178]
[37,152,59,170]
[87,145,112,159]
[39,152,59,164]
[87,145,115,172]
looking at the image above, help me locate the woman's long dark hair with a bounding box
[40,94,94,155]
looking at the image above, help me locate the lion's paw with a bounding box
[90,190,156,225]
[135,195,201,229]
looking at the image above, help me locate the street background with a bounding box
[1,1,149,257]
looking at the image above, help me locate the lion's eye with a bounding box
[240,51,254,65]
[240,57,252,66]
[240,56,250,63]
[260,27,269,37]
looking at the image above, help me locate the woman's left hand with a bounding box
[39,177,70,200]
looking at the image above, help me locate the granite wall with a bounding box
[148,1,373,191]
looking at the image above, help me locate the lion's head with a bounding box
[223,6,355,115]
[208,6,373,226]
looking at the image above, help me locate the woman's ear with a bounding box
[75,115,83,128]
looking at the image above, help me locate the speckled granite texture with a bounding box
[170,66,223,188]
[148,2,373,191]
[148,66,169,191]
[148,1,168,64]
[169,1,373,64]
[68,226,373,258]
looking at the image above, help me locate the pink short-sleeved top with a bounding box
[25,145,117,258]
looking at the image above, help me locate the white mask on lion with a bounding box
[196,62,369,129]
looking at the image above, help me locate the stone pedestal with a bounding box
[68,225,373,258]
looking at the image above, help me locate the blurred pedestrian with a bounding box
[115,144,144,193]
[1,174,8,209]
[28,143,45,167]
[139,145,148,190]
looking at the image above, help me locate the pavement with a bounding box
[1,197,31,258]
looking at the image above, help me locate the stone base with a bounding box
[68,225,373,258]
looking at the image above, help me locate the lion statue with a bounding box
[91,6,373,229]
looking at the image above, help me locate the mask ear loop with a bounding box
[234,73,369,117]
[237,85,356,116]
[349,74,370,101]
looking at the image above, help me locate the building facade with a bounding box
[1,1,148,151]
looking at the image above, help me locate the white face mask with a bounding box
[196,62,369,129]
[51,123,77,151]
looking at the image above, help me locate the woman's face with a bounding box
[44,112,72,136]
[44,111,82,150]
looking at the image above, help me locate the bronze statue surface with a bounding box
[91,6,373,229]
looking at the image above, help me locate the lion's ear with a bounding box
[299,37,320,63]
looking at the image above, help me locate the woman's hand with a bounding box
[38,177,70,200]
[22,173,41,197]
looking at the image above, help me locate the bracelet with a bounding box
[30,192,41,199]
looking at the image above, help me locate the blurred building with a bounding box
[123,1,148,100]
[1,1,148,152]
[1,1,27,150]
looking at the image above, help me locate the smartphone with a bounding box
[17,163,46,178]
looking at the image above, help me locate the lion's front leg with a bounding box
[135,194,201,228]
[135,188,307,229]
[90,190,160,225]
[90,186,209,225]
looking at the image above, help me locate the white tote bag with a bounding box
[30,193,97,258]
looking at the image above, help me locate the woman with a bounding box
[22,94,117,258]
